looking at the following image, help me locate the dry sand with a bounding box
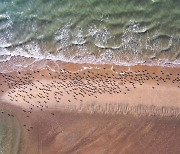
[0,59,180,154]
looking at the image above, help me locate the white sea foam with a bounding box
[89,25,111,49]
[0,20,179,73]
[0,40,179,72]
[72,27,86,45]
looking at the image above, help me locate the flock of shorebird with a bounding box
[0,68,179,131]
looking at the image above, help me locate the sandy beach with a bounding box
[0,58,180,154]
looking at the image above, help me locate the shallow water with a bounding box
[0,0,179,67]
[0,112,22,154]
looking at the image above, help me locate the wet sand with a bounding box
[0,58,180,154]
[1,103,180,154]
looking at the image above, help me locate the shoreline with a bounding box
[0,58,179,117]
[0,56,179,74]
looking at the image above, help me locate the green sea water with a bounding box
[0,0,180,67]
[0,112,26,154]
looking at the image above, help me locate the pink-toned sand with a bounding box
[0,59,180,154]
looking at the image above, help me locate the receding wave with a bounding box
[0,0,179,72]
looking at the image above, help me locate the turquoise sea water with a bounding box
[0,0,180,67]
